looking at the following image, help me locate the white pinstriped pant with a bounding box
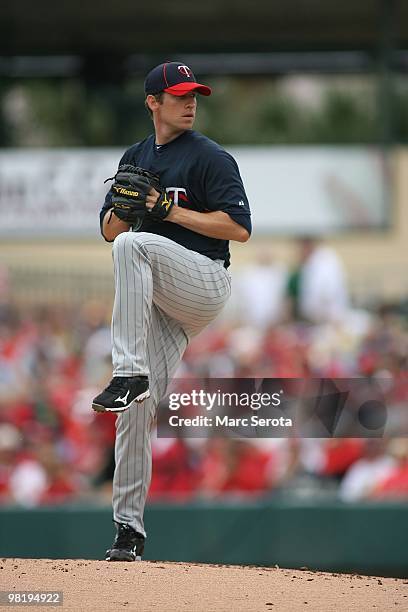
[110,231,231,536]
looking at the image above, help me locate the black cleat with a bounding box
[92,376,150,413]
[105,522,145,562]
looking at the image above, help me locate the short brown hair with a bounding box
[145,92,165,119]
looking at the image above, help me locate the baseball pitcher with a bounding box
[92,61,252,561]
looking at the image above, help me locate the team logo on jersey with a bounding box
[166,187,188,206]
[178,65,192,78]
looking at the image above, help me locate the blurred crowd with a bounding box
[0,239,407,507]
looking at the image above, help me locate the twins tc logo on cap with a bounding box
[178,65,193,78]
[144,61,212,97]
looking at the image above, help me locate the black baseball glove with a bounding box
[105,165,174,230]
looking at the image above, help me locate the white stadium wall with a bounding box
[0,146,391,238]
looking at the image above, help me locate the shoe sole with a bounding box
[105,547,143,561]
[106,553,142,562]
[92,389,150,413]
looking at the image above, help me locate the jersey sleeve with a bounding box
[202,148,252,235]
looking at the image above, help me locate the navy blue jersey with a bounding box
[99,130,251,268]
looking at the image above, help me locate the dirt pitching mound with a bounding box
[1,558,407,611]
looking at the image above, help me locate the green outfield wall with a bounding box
[0,500,407,577]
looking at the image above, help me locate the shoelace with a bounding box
[114,524,137,548]
[106,377,128,394]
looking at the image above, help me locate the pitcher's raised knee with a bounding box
[112,231,151,258]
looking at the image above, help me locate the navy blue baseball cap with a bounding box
[144,62,212,97]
